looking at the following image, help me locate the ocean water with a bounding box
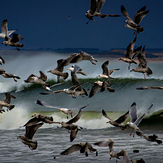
[0,50,163,162]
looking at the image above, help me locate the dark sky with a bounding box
[0,0,162,50]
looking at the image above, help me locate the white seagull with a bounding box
[0,19,17,39]
[127,102,153,137]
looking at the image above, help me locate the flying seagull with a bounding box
[89,80,115,98]
[102,109,129,130]
[121,5,149,34]
[85,0,120,24]
[94,139,120,160]
[48,53,77,83]
[70,51,98,65]
[97,60,120,81]
[136,131,162,144]
[40,83,88,98]
[56,105,88,142]
[119,36,142,70]
[127,102,153,137]
[18,123,43,150]
[36,100,83,119]
[60,142,98,157]
[2,33,24,51]
[23,113,58,127]
[0,19,17,39]
[130,46,153,79]
[0,67,20,82]
[0,93,16,113]
[24,71,50,90]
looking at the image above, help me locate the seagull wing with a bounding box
[115,111,129,124]
[121,5,132,20]
[66,105,88,124]
[132,46,142,59]
[89,82,101,98]
[39,71,47,82]
[137,46,147,68]
[36,100,61,109]
[70,128,78,142]
[133,6,148,24]
[125,36,137,59]
[60,144,82,155]
[102,60,109,75]
[96,0,106,13]
[1,19,8,35]
[134,103,153,126]
[102,109,114,121]
[117,149,130,163]
[25,123,44,140]
[129,102,137,123]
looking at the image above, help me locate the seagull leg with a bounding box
[14,78,17,82]
[128,64,131,70]
[130,129,133,136]
[144,73,146,80]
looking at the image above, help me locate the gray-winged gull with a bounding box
[36,100,83,119]
[97,60,119,81]
[55,105,88,142]
[2,33,24,51]
[60,142,98,157]
[0,19,17,39]
[70,51,98,65]
[23,113,58,127]
[119,36,142,70]
[130,46,153,79]
[121,5,149,34]
[89,80,115,98]
[85,0,120,24]
[127,102,153,136]
[0,67,20,82]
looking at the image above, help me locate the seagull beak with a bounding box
[59,109,62,111]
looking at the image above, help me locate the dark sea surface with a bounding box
[0,50,162,162]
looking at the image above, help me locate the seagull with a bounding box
[23,113,58,127]
[66,65,89,96]
[130,46,153,79]
[70,51,98,65]
[94,139,120,160]
[136,86,163,90]
[121,5,149,34]
[136,131,162,144]
[0,67,20,82]
[24,71,50,90]
[48,53,77,83]
[89,80,115,98]
[36,100,85,119]
[0,93,16,113]
[127,102,153,137]
[2,33,24,51]
[18,122,43,150]
[0,19,17,39]
[56,105,88,142]
[60,142,98,157]
[102,109,129,130]
[119,36,142,70]
[85,0,121,24]
[40,83,87,98]
[97,60,120,81]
